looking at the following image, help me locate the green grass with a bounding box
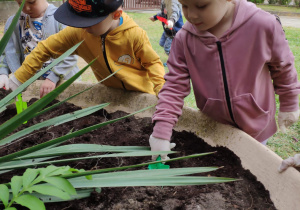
[126,11,300,159]
[257,4,300,13]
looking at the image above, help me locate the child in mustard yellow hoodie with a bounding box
[6,0,165,97]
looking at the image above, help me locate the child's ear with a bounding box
[113,9,123,20]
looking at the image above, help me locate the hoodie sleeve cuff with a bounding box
[279,95,300,112]
[10,74,22,86]
[152,121,174,141]
[46,72,60,84]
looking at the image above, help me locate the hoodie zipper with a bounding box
[101,36,126,90]
[216,41,235,124]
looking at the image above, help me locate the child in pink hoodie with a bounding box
[149,0,300,162]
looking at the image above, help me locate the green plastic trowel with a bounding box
[16,93,28,124]
[148,155,170,170]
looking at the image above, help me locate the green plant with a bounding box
[0,165,93,210]
[0,152,236,210]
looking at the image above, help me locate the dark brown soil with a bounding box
[0,89,276,210]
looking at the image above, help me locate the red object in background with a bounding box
[2,87,6,90]
[157,16,173,30]
[157,16,168,24]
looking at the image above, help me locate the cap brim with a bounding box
[54,2,108,28]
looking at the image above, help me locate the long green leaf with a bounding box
[0,0,25,55]
[0,158,54,175]
[0,103,109,146]
[0,55,94,139]
[0,151,174,171]
[69,176,236,188]
[57,153,216,180]
[21,144,150,159]
[0,41,83,110]
[1,152,212,173]
[0,106,7,113]
[70,167,220,180]
[0,105,154,163]
[69,168,236,188]
[32,168,225,189]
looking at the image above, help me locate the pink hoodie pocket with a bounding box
[202,98,231,124]
[232,94,270,136]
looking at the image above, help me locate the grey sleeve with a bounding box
[47,55,79,84]
[166,0,182,23]
[46,22,79,84]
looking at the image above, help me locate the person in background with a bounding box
[0,0,79,98]
[149,0,184,66]
[4,0,165,97]
[148,0,300,161]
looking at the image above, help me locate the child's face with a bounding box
[16,0,48,18]
[84,9,122,36]
[179,0,234,33]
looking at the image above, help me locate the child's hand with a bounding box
[278,110,300,133]
[7,74,21,91]
[149,135,176,161]
[149,16,155,22]
[40,79,56,98]
[0,74,9,89]
[164,20,174,29]
[278,154,300,172]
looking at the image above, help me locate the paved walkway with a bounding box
[279,16,300,28]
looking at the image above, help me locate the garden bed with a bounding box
[0,88,276,209]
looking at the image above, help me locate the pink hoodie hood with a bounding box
[182,0,258,42]
[152,0,300,142]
